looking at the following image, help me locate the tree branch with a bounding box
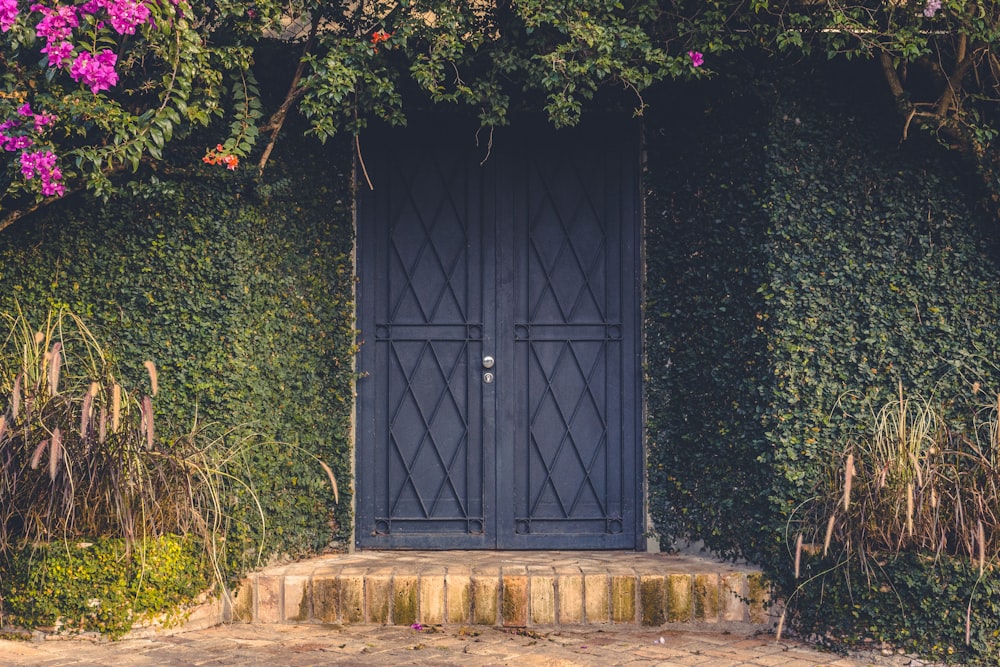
[878,51,906,101]
[933,39,979,119]
[0,203,43,235]
[258,14,320,172]
[0,185,86,234]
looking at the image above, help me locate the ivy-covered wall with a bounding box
[645,62,1000,661]
[644,72,773,560]
[3,53,1000,657]
[0,135,357,571]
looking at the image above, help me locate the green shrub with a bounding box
[789,553,1000,665]
[0,536,209,639]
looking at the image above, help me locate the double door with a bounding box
[356,117,640,549]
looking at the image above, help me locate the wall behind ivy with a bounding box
[0,135,356,571]
[645,62,1000,561]
[643,72,773,560]
[644,61,1000,660]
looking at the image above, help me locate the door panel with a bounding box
[357,122,493,548]
[357,118,638,549]
[501,129,637,548]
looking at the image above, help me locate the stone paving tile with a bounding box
[0,624,943,667]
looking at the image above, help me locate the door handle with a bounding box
[482,356,495,369]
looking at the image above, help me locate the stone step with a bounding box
[232,551,775,630]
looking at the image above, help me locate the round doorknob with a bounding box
[482,356,495,369]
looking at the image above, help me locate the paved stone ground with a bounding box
[0,623,940,667]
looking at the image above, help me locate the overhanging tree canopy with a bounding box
[1,1,998,231]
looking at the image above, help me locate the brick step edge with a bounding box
[234,571,779,629]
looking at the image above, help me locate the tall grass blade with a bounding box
[978,520,985,575]
[898,380,906,458]
[0,415,7,444]
[144,360,158,397]
[994,394,1000,455]
[906,483,914,537]
[81,383,97,438]
[966,601,973,646]
[31,439,48,470]
[12,373,21,419]
[98,406,107,444]
[49,428,61,481]
[794,533,803,578]
[823,514,836,557]
[48,341,62,395]
[909,452,923,488]
[843,453,855,510]
[112,383,121,433]
[142,395,154,449]
[318,459,340,504]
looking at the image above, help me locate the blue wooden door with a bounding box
[356,118,640,549]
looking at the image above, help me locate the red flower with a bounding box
[203,145,239,170]
[371,29,392,52]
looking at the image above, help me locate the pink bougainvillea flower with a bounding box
[923,0,942,17]
[33,111,57,131]
[42,168,65,196]
[107,0,151,34]
[0,0,18,32]
[70,49,119,94]
[31,2,80,42]
[80,0,150,33]
[688,50,704,67]
[1,134,34,151]
[41,39,75,66]
[411,623,423,631]
[19,149,65,196]
[20,149,54,177]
